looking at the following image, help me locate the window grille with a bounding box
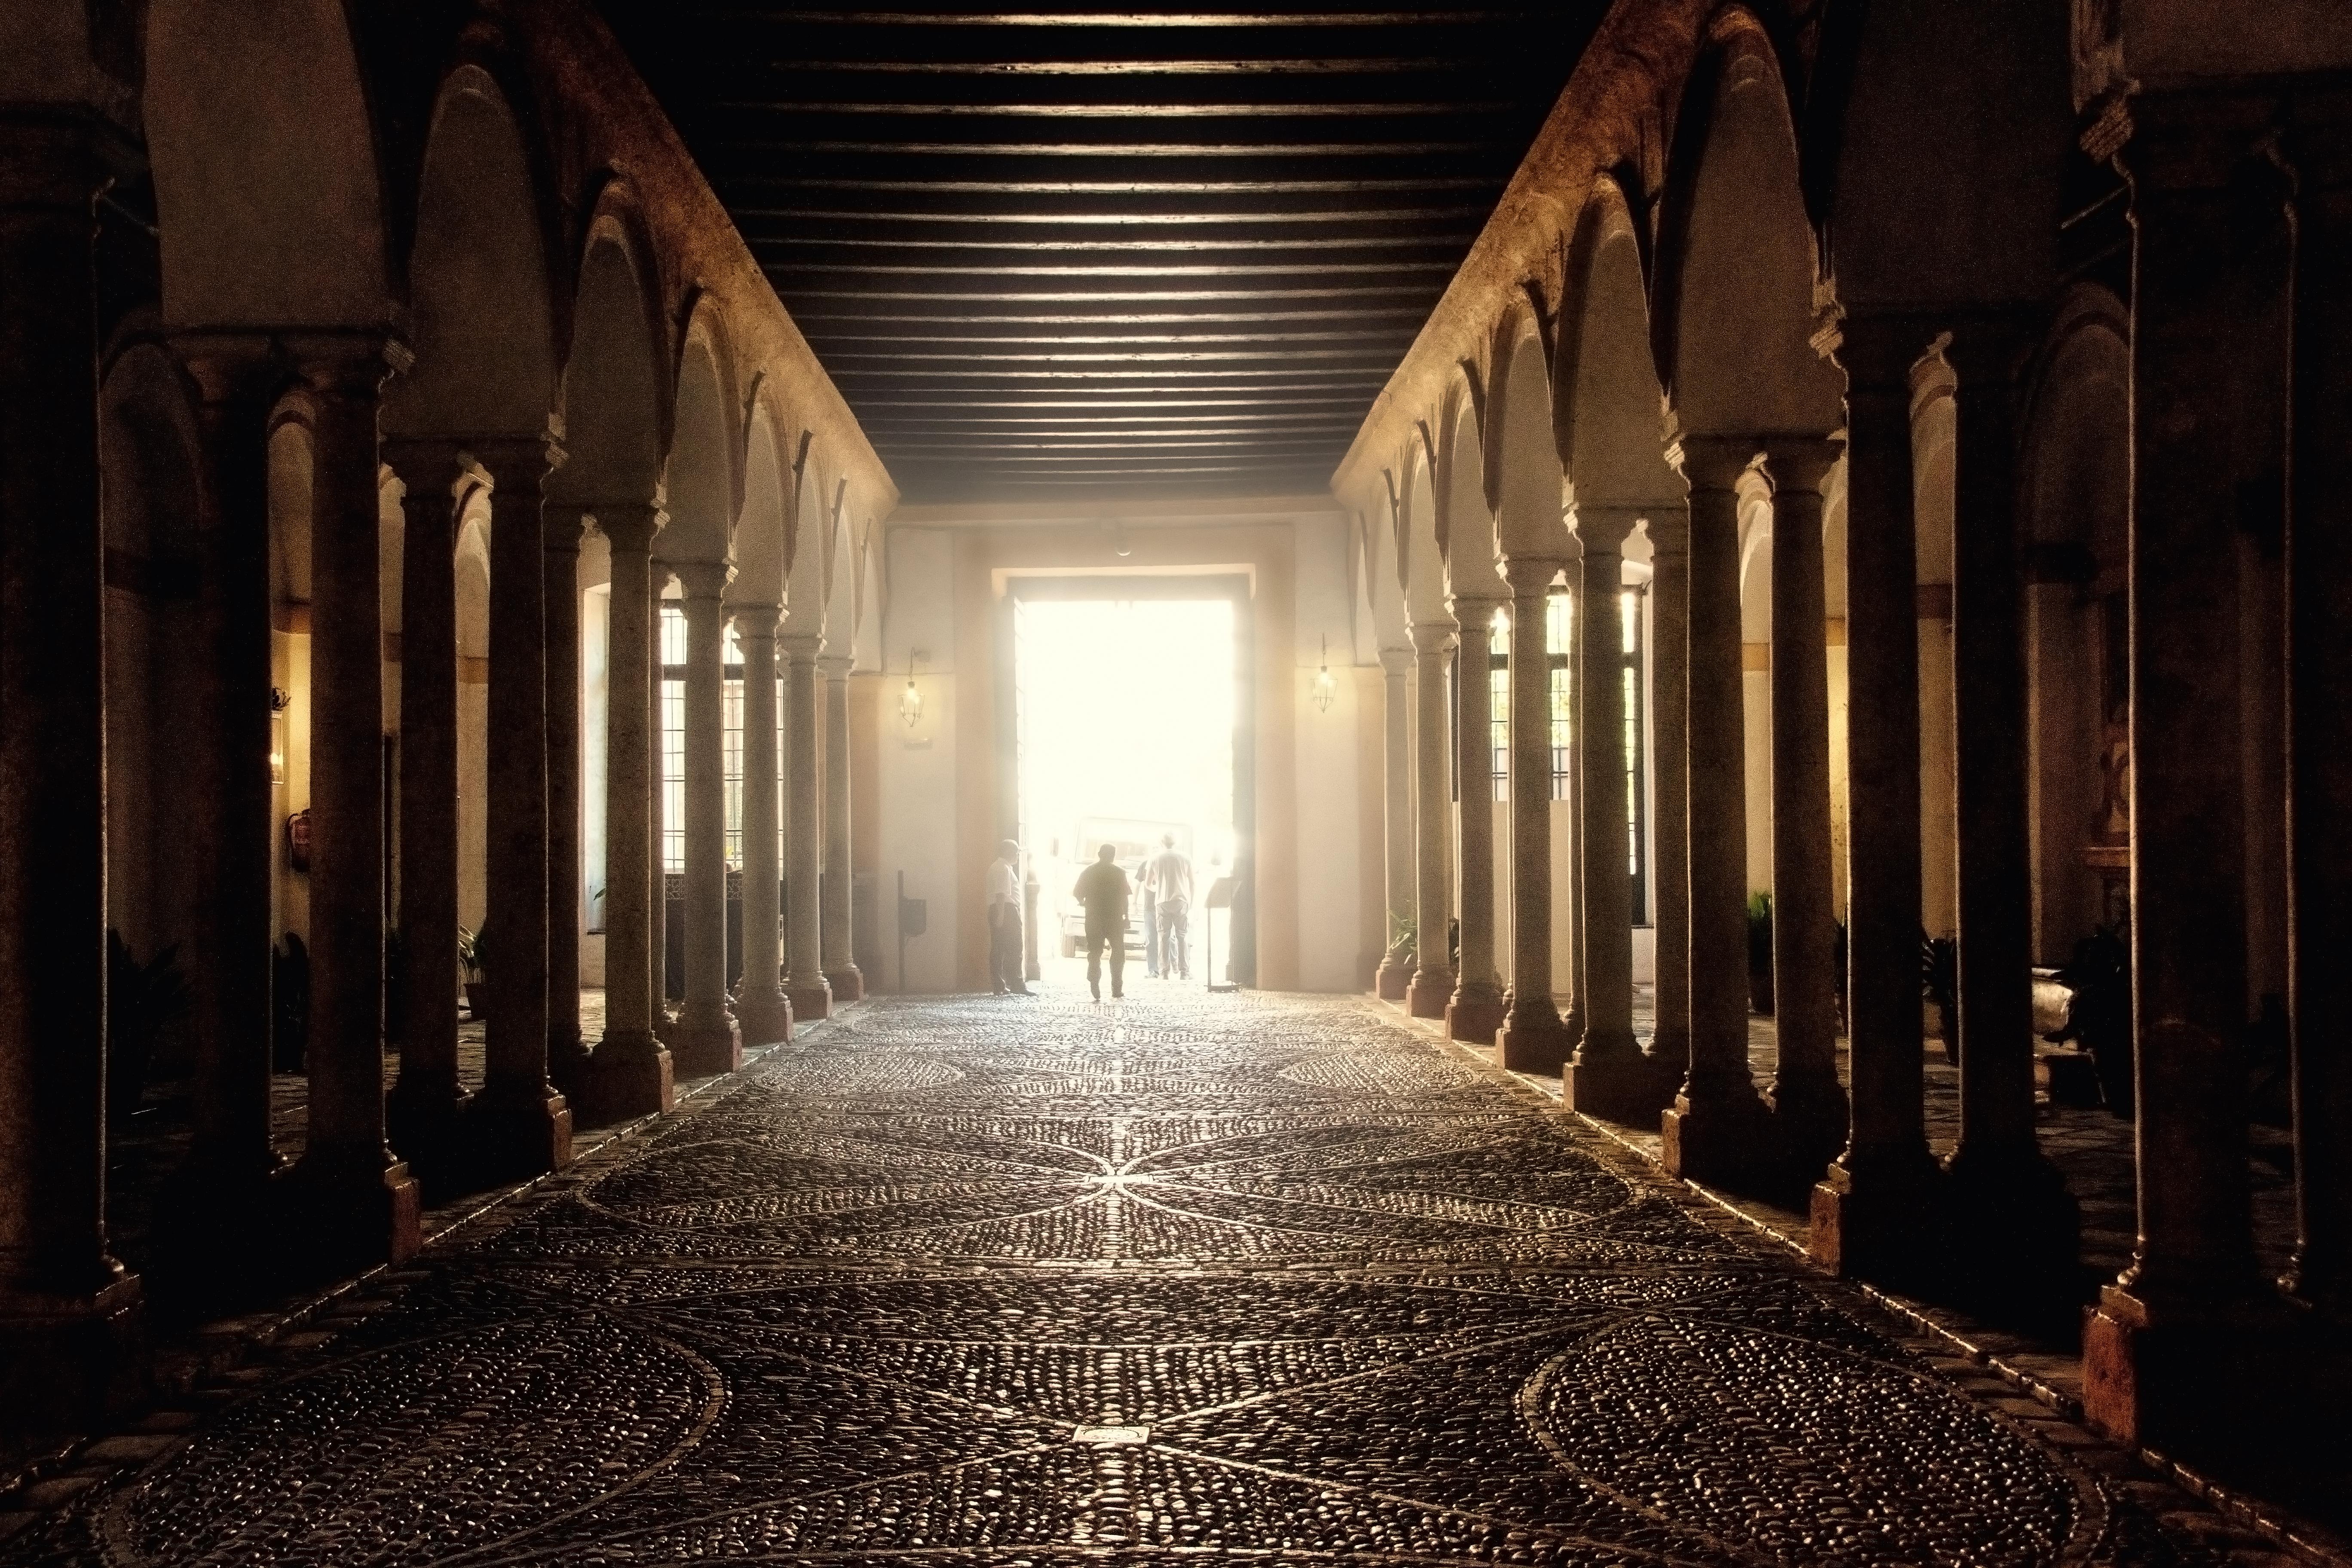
[658,604,746,873]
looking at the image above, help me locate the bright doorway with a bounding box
[1011,587,1245,988]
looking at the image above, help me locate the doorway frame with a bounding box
[995,571,1258,987]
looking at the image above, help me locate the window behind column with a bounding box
[658,603,747,873]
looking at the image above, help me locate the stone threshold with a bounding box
[1373,994,2352,1568]
[0,1008,857,1544]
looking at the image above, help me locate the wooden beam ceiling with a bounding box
[594,3,1604,502]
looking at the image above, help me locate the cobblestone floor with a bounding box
[12,988,2301,1565]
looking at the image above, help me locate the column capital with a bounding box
[1445,588,1506,625]
[1500,555,1564,596]
[729,601,781,639]
[460,425,565,490]
[780,629,827,662]
[670,559,732,601]
[543,499,592,552]
[1759,436,1845,499]
[1377,644,1415,676]
[1643,507,1690,558]
[1666,435,1759,492]
[594,502,665,555]
[285,331,402,404]
[379,437,473,503]
[1570,505,1645,554]
[1407,619,1458,655]
[817,652,855,681]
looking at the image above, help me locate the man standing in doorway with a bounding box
[986,839,1032,996]
[1072,843,1130,1001]
[1149,833,1195,980]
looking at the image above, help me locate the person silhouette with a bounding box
[1070,843,1130,1001]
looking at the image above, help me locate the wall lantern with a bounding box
[899,652,925,728]
[1312,635,1336,714]
[269,686,290,783]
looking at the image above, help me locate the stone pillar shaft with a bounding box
[1647,509,1694,1076]
[1939,325,2074,1277]
[1374,646,1415,999]
[1446,593,1505,1041]
[544,504,588,1098]
[670,564,741,1075]
[1405,619,1458,1018]
[0,122,140,1348]
[288,344,418,1263]
[2285,98,2352,1314]
[733,607,792,1046]
[471,438,570,1176]
[1811,324,1938,1277]
[784,633,832,1019]
[384,443,466,1155]
[592,506,671,1115]
[1561,565,1588,1046]
[1661,439,1772,1184]
[1498,558,1571,1070]
[822,655,863,1000]
[1762,442,1850,1172]
[172,348,281,1212]
[1567,508,1669,1121]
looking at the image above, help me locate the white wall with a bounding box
[877,526,959,992]
[1292,510,1362,991]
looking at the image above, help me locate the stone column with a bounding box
[0,116,142,1423]
[284,341,419,1267]
[1660,438,1773,1184]
[784,631,833,1020]
[382,441,467,1165]
[591,505,672,1115]
[1562,560,1587,1048]
[1646,505,1694,1081]
[1498,557,1573,1070]
[1405,618,1458,1018]
[1373,645,1415,999]
[466,436,571,1179]
[649,584,672,1039]
[1567,506,1671,1121]
[2285,94,2352,1316]
[1760,441,1850,1174]
[1939,324,2075,1286]
[670,563,741,1074]
[732,604,793,1046]
[1446,592,1506,1041]
[166,343,282,1250]
[544,502,591,1099]
[1811,321,1940,1277]
[2085,98,2277,1444]
[821,653,864,1001]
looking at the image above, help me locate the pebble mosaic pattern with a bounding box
[8,989,2256,1565]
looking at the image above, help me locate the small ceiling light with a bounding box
[1312,634,1336,714]
[900,652,925,729]
[269,686,290,783]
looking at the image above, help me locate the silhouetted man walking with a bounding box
[986,839,1031,995]
[1148,833,1195,980]
[1072,843,1130,1001]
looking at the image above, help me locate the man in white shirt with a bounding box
[1148,833,1195,980]
[985,839,1031,995]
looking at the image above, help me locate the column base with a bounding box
[283,1152,422,1273]
[1661,1085,1776,1188]
[825,965,865,1003]
[735,990,795,1048]
[1406,969,1452,1020]
[1498,1010,1573,1074]
[1566,1032,1681,1125]
[1769,1077,1852,1184]
[1942,1145,2079,1320]
[2084,1283,2289,1450]
[591,1029,675,1121]
[670,1018,742,1078]
[548,1032,594,1104]
[0,1272,145,1436]
[1809,1151,1943,1280]
[1374,954,1412,1001]
[462,1082,574,1185]
[1444,983,1505,1044]
[788,980,833,1022]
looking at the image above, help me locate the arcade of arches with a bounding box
[5,0,2352,1559]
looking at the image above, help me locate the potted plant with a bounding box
[1921,930,1959,1065]
[1746,892,1774,1016]
[458,925,487,1017]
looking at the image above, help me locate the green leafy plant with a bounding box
[1921,930,1959,1065]
[1387,910,1417,956]
[1746,891,1774,1016]
[457,925,485,986]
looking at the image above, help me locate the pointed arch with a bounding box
[1489,307,1566,561]
[1557,179,1681,513]
[662,301,740,566]
[558,202,668,509]
[145,0,388,328]
[729,389,790,609]
[385,64,559,441]
[1439,380,1502,604]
